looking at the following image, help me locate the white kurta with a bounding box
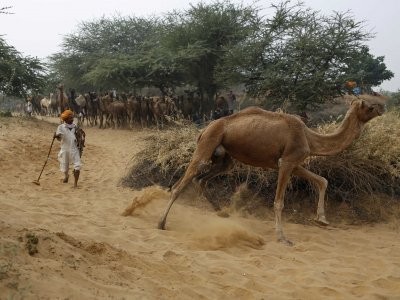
[56,123,82,172]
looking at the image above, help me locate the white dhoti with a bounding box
[58,150,81,172]
[56,123,82,172]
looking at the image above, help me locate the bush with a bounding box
[122,109,400,222]
[0,111,12,117]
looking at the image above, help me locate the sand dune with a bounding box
[0,116,399,299]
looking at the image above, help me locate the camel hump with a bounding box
[235,106,286,120]
[239,106,265,114]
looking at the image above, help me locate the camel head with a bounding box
[351,94,386,123]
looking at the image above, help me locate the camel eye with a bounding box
[368,107,374,112]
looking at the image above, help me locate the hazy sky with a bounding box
[1,0,398,91]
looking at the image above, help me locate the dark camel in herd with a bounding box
[158,94,386,245]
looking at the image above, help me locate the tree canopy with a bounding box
[2,1,394,110]
[0,37,46,98]
[218,1,394,109]
[1,5,47,98]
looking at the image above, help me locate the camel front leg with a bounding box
[274,162,295,246]
[292,166,329,225]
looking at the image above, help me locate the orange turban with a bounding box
[60,109,74,121]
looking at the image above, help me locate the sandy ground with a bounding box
[0,116,400,300]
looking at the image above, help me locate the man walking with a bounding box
[54,110,82,188]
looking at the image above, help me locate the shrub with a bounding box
[0,111,12,117]
[122,109,400,222]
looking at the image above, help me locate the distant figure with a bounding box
[214,94,228,119]
[69,89,76,102]
[353,87,361,96]
[345,81,357,94]
[26,100,33,117]
[227,91,236,115]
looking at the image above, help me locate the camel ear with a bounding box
[360,100,366,108]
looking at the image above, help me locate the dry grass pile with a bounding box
[121,126,199,189]
[123,109,400,223]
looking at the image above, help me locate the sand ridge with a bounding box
[0,116,399,299]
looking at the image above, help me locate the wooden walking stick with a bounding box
[32,135,56,185]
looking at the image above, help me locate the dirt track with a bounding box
[0,116,400,299]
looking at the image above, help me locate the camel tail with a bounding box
[193,119,225,163]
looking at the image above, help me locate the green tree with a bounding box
[163,1,261,102]
[221,1,392,111]
[80,19,185,94]
[387,90,400,108]
[0,37,46,97]
[344,46,394,93]
[49,15,160,92]
[0,6,12,14]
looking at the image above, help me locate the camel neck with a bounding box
[306,107,364,156]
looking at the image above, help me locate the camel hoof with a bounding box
[315,216,329,226]
[158,220,166,230]
[278,238,294,247]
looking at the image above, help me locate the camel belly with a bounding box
[222,132,284,169]
[220,116,299,168]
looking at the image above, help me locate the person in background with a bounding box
[353,86,361,96]
[54,110,82,188]
[213,93,228,119]
[26,99,33,117]
[227,90,236,115]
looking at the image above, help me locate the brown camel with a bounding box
[57,84,68,113]
[158,94,386,245]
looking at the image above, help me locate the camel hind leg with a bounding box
[159,120,225,230]
[292,165,328,225]
[158,157,204,229]
[159,149,232,229]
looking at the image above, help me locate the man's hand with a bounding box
[53,133,61,140]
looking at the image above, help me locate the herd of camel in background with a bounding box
[27,84,230,129]
[25,81,375,130]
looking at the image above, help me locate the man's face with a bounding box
[65,115,74,124]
